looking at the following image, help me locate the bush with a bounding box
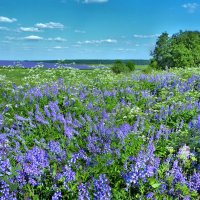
[111,60,130,74]
[126,61,135,71]
[142,66,153,74]
[149,59,158,69]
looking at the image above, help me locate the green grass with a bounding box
[135,65,148,70]
[0,65,147,86]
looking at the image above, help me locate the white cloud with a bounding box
[74,29,86,34]
[0,16,17,23]
[53,46,69,49]
[47,37,67,42]
[81,0,108,3]
[182,3,199,13]
[19,27,41,32]
[77,38,117,44]
[133,34,160,39]
[0,26,9,31]
[35,22,64,29]
[4,36,43,41]
[115,48,136,52]
[6,35,66,42]
[24,35,43,41]
[103,39,117,43]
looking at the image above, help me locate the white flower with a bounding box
[178,144,190,160]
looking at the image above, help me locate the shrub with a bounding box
[111,60,130,74]
[126,61,135,71]
[142,66,153,74]
[149,59,158,69]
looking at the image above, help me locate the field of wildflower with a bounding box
[0,66,200,199]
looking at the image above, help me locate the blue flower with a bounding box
[93,174,111,200]
[52,190,62,200]
[78,183,90,200]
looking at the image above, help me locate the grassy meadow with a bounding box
[0,65,148,85]
[0,66,200,199]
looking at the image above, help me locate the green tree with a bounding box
[152,32,171,70]
[126,61,135,71]
[151,30,200,69]
[149,59,158,69]
[111,60,130,74]
[170,43,194,68]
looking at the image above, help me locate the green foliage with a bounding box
[142,66,153,74]
[149,59,158,69]
[151,30,200,69]
[152,32,170,70]
[169,43,194,68]
[111,60,130,74]
[126,61,135,71]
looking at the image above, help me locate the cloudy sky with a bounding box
[0,0,200,60]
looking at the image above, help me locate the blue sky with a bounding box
[0,0,200,60]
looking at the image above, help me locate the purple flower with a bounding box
[87,136,99,153]
[33,88,43,98]
[183,196,190,200]
[170,160,187,185]
[79,91,86,100]
[93,174,111,200]
[73,118,82,128]
[51,85,59,96]
[189,172,200,192]
[122,143,160,189]
[44,106,51,118]
[15,115,30,122]
[35,111,49,125]
[102,109,109,120]
[48,141,66,161]
[0,114,3,130]
[60,165,76,190]
[146,192,154,199]
[0,134,9,153]
[197,115,200,129]
[22,146,49,185]
[0,156,11,176]
[79,115,86,124]
[48,101,60,122]
[87,102,93,110]
[78,183,90,200]
[0,181,17,200]
[64,125,73,139]
[69,149,88,166]
[65,112,73,125]
[52,190,62,200]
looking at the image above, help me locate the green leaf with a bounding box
[52,163,57,177]
[151,183,161,189]
[9,183,19,192]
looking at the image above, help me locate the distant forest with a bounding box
[35,59,149,65]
